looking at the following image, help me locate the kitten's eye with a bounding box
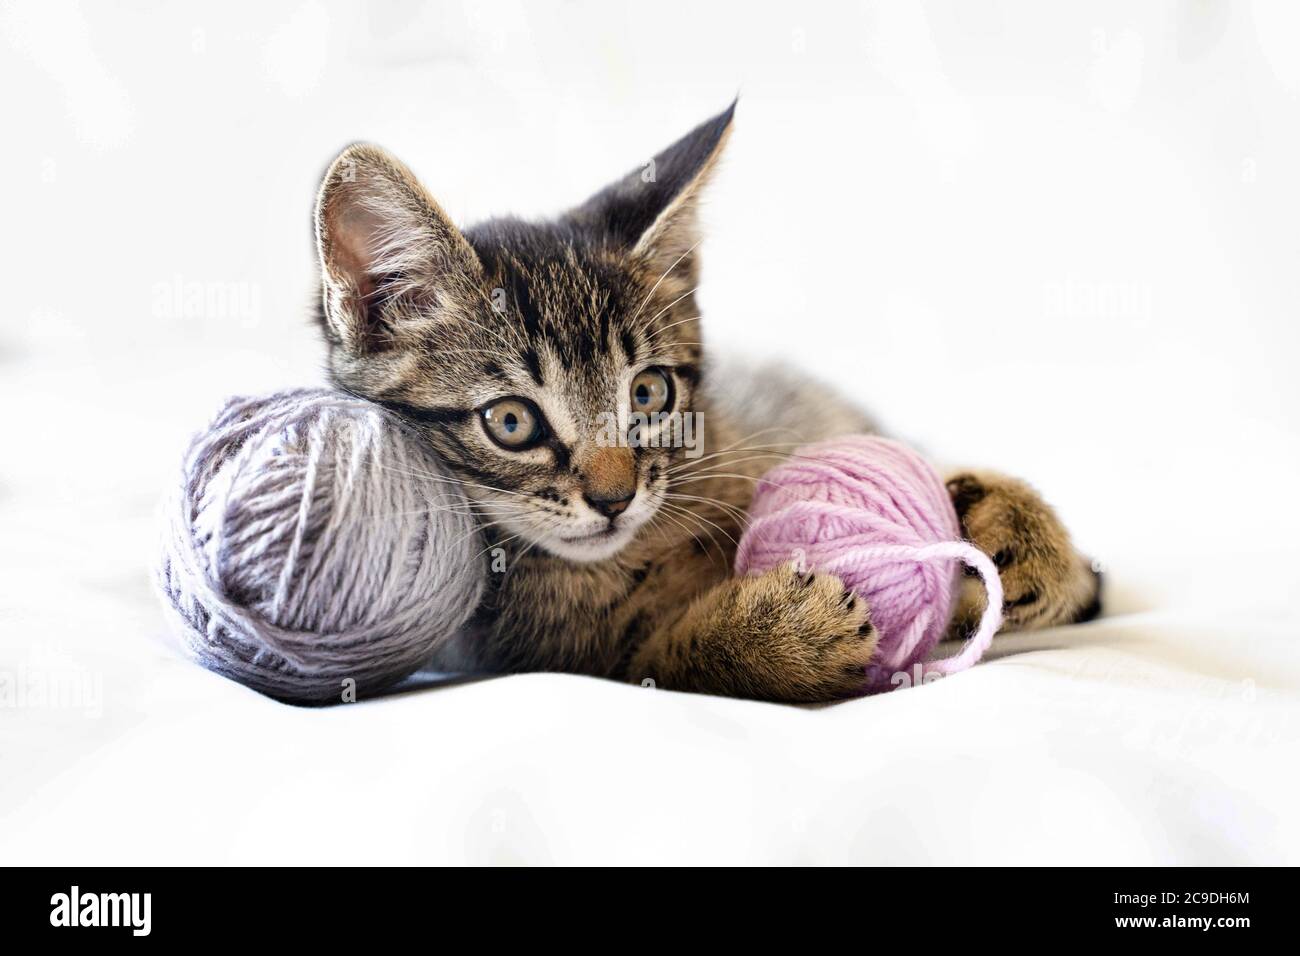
[630,367,673,415]
[481,398,544,450]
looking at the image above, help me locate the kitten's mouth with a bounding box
[560,526,620,544]
[546,514,647,562]
[544,497,657,562]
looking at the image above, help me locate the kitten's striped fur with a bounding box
[313,104,1101,702]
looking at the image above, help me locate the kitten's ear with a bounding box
[314,143,482,355]
[570,101,735,283]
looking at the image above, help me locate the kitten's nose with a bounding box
[584,489,635,518]
[577,446,636,519]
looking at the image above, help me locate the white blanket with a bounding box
[2,601,1297,864]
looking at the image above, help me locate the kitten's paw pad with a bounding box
[945,473,989,521]
[945,471,1101,630]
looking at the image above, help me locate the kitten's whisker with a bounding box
[662,499,739,551]
[657,502,730,568]
[666,442,806,475]
[367,461,537,501]
[644,315,701,342]
[667,446,790,472]
[651,503,725,569]
[671,472,780,488]
[359,493,513,517]
[500,534,544,585]
[673,447,879,486]
[693,426,810,459]
[646,515,679,549]
[667,452,795,481]
[471,528,530,563]
[667,434,812,462]
[682,447,879,480]
[672,446,863,481]
[636,286,697,335]
[662,484,752,514]
[359,504,516,521]
[441,517,522,557]
[628,239,702,326]
[663,491,752,527]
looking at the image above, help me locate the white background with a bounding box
[2,1,1299,864]
[5,0,1299,602]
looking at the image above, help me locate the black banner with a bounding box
[2,866,1288,943]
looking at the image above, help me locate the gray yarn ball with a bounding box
[156,388,486,704]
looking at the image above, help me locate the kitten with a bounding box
[312,103,1101,702]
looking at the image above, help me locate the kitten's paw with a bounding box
[946,471,1101,631]
[721,562,878,702]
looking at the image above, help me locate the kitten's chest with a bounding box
[477,526,732,675]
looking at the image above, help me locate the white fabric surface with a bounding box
[3,1,1299,865]
[2,593,1298,865]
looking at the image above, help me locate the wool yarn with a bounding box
[156,389,485,703]
[734,435,1003,691]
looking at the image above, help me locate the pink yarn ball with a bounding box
[734,435,1003,691]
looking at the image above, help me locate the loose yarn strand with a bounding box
[917,541,1003,678]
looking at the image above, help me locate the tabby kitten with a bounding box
[313,104,1101,702]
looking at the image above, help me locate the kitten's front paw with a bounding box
[721,563,878,702]
[946,472,1101,631]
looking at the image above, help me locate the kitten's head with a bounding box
[313,104,733,562]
